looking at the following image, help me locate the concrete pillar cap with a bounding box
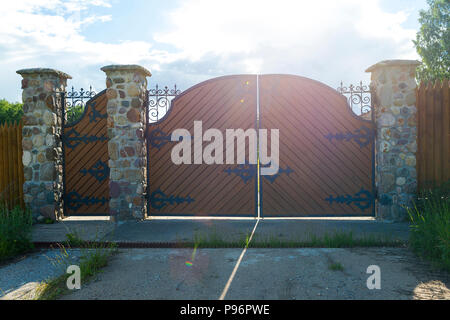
[365,60,421,73]
[101,65,152,77]
[16,68,72,79]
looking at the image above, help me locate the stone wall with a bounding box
[101,65,151,220]
[366,60,421,221]
[16,68,71,220]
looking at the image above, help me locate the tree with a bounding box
[0,97,84,125]
[0,99,23,124]
[413,0,450,83]
[66,104,85,124]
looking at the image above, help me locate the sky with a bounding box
[0,0,428,102]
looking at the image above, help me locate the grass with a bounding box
[189,230,405,248]
[43,217,55,224]
[249,232,404,248]
[408,183,450,272]
[34,234,117,300]
[191,231,249,248]
[0,205,34,262]
[328,262,344,271]
[65,231,87,247]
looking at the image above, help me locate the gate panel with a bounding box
[147,75,257,216]
[63,91,109,216]
[259,75,375,217]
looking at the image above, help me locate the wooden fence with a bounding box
[0,121,24,209]
[417,79,450,190]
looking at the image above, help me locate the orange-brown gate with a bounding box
[62,90,110,216]
[259,75,375,217]
[146,75,258,217]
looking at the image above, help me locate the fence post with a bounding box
[366,60,421,221]
[16,68,71,221]
[101,65,151,221]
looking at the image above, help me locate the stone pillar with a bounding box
[366,60,421,221]
[101,65,151,221]
[16,68,71,221]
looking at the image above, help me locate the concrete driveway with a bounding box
[12,218,447,300]
[61,247,449,300]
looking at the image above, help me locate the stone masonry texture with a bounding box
[101,65,151,220]
[366,60,421,221]
[16,68,71,220]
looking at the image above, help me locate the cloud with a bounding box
[0,0,160,65]
[153,0,419,87]
[0,0,420,102]
[0,0,176,100]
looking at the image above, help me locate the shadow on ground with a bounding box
[32,219,410,244]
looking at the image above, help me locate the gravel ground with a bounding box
[0,249,83,299]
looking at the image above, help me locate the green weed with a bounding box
[0,205,33,262]
[408,183,450,272]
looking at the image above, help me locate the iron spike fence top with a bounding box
[65,85,97,109]
[59,86,97,125]
[147,84,182,123]
[337,81,371,117]
[148,84,181,97]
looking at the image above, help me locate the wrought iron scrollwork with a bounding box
[65,191,109,211]
[146,85,181,123]
[325,125,375,148]
[337,81,371,116]
[325,188,374,211]
[66,86,96,106]
[80,160,110,182]
[149,189,195,210]
[64,86,97,124]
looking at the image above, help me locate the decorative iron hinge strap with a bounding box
[65,191,109,211]
[148,128,191,150]
[325,125,374,148]
[88,101,107,123]
[80,160,110,182]
[325,188,374,211]
[149,189,195,210]
[62,128,107,150]
[224,163,293,184]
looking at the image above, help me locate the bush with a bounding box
[0,99,23,124]
[0,205,34,262]
[408,182,450,271]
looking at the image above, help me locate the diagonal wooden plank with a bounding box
[260,75,374,216]
[148,75,257,216]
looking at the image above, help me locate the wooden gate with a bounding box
[147,74,375,218]
[259,75,375,217]
[62,90,110,216]
[146,75,258,217]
